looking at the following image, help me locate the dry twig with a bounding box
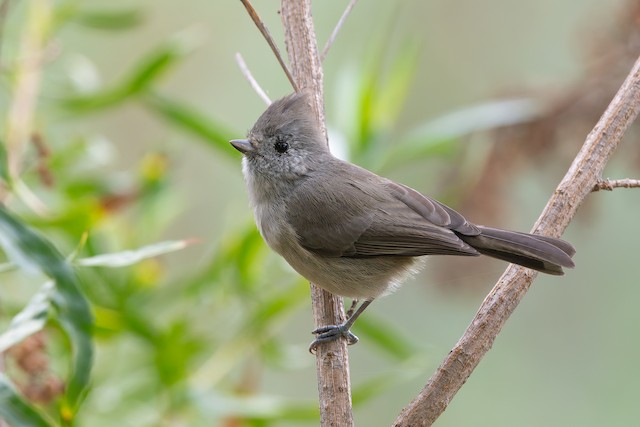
[320,0,359,62]
[239,0,299,92]
[235,52,271,105]
[592,178,640,191]
[393,54,640,427]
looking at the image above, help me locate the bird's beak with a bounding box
[230,139,254,154]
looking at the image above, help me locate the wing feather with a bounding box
[286,163,479,258]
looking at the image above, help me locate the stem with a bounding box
[592,178,640,191]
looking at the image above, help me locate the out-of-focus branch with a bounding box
[5,0,51,178]
[239,0,298,92]
[592,178,640,191]
[235,52,271,105]
[1,0,51,212]
[320,0,358,62]
[280,1,353,427]
[393,54,640,427]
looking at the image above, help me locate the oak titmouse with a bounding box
[230,92,575,351]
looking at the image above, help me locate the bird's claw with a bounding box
[309,324,359,353]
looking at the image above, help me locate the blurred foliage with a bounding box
[0,2,473,424]
[0,0,636,426]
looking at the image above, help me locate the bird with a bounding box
[230,91,575,352]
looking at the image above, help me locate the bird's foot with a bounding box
[309,324,359,353]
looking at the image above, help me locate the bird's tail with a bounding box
[458,226,576,275]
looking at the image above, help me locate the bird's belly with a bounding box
[282,250,422,299]
[253,201,423,299]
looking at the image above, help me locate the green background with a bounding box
[1,0,638,426]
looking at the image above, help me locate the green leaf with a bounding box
[153,321,204,386]
[380,98,544,170]
[0,207,93,417]
[60,30,200,112]
[378,136,457,172]
[185,224,264,295]
[199,281,308,385]
[354,313,415,360]
[0,281,53,353]
[0,375,54,427]
[0,262,15,273]
[75,239,191,267]
[351,371,399,406]
[351,356,430,406]
[370,42,418,131]
[347,42,418,158]
[193,391,318,421]
[0,138,10,185]
[407,98,543,143]
[142,91,238,157]
[74,8,143,30]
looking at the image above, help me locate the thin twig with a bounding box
[239,0,299,92]
[320,0,359,62]
[235,52,271,105]
[393,54,640,426]
[592,178,640,191]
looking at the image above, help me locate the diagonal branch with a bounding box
[239,0,299,92]
[235,52,271,105]
[393,54,640,427]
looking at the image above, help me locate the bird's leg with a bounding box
[309,299,373,353]
[346,299,359,318]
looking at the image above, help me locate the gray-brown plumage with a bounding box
[231,91,575,350]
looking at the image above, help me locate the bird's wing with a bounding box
[286,169,479,258]
[383,181,480,236]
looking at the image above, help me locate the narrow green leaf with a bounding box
[371,42,418,130]
[406,98,543,143]
[60,31,200,112]
[185,224,263,295]
[0,281,53,353]
[380,98,543,171]
[75,239,191,267]
[142,91,238,157]
[245,282,309,336]
[0,375,54,427]
[58,86,130,112]
[74,9,143,30]
[355,313,415,360]
[193,391,318,421]
[378,136,457,172]
[351,371,399,406]
[0,139,10,185]
[0,208,93,416]
[0,262,15,273]
[200,281,308,385]
[345,43,419,165]
[351,356,430,406]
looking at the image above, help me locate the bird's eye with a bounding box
[274,138,289,153]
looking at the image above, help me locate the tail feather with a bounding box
[458,226,575,275]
